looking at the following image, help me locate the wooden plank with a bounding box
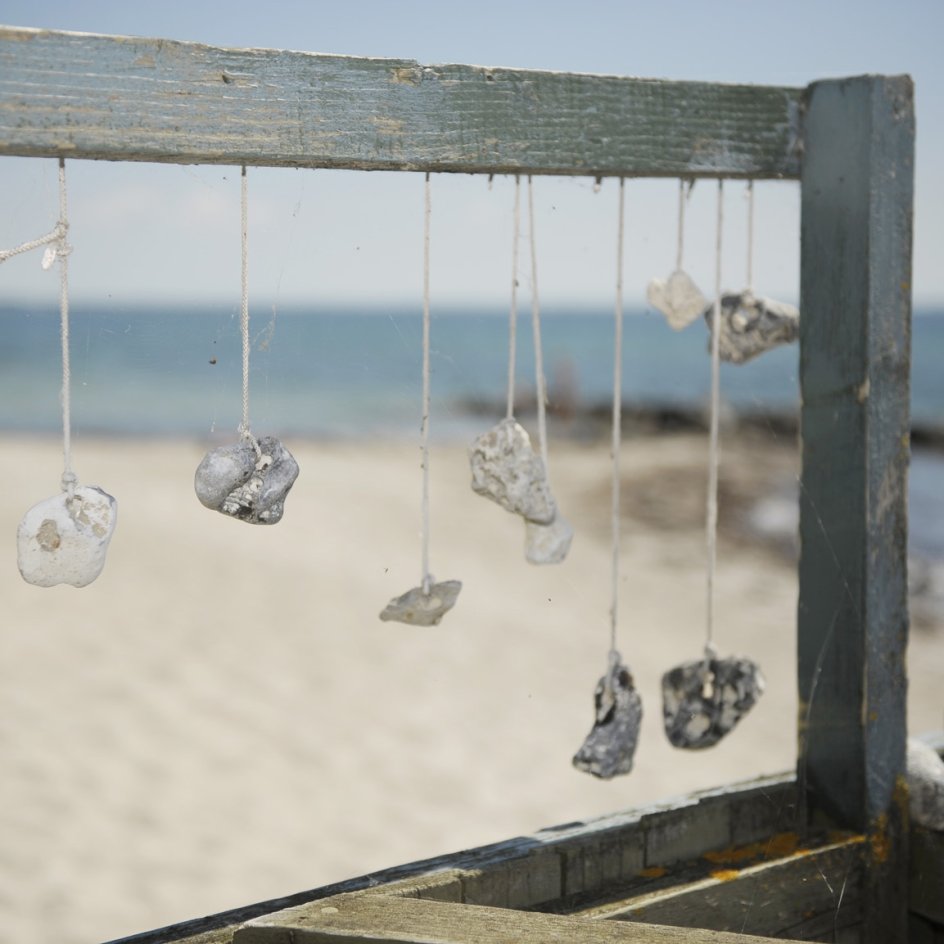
[236,894,803,944]
[0,26,802,177]
[586,837,864,941]
[910,826,944,925]
[797,74,914,943]
[103,777,797,943]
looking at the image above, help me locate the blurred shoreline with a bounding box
[0,429,939,943]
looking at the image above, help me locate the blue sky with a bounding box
[1,0,941,308]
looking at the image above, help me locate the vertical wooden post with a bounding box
[798,75,914,942]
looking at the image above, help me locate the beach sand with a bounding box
[0,433,939,943]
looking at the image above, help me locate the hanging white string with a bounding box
[526,176,549,472]
[610,179,626,660]
[745,180,755,295]
[238,166,261,457]
[0,161,73,491]
[675,178,686,272]
[420,173,432,595]
[55,159,76,498]
[505,176,521,421]
[705,180,724,654]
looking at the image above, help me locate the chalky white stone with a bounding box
[525,513,574,565]
[573,655,643,779]
[662,653,764,749]
[907,738,944,831]
[17,486,117,588]
[468,419,556,524]
[379,579,462,626]
[195,436,299,525]
[647,270,707,331]
[705,292,800,363]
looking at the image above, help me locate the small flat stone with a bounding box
[525,513,574,565]
[469,419,556,524]
[17,486,117,588]
[195,436,299,525]
[662,653,764,749]
[572,656,643,779]
[379,580,462,626]
[647,270,707,331]
[704,292,800,363]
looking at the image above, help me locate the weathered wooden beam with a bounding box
[797,74,914,943]
[0,26,802,178]
[585,836,864,941]
[236,893,803,944]
[910,826,944,926]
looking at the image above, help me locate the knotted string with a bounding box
[705,180,724,655]
[420,173,432,595]
[0,223,64,264]
[609,178,626,663]
[745,180,755,296]
[56,159,76,499]
[675,179,686,272]
[237,166,262,459]
[526,176,549,474]
[505,176,521,421]
[0,160,74,495]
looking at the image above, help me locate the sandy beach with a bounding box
[0,431,939,943]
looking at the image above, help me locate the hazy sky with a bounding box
[1,0,941,308]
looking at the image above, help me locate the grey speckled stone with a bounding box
[469,419,556,525]
[704,292,799,364]
[379,580,462,626]
[662,653,764,749]
[17,486,117,588]
[525,513,574,565]
[572,656,643,780]
[195,436,299,525]
[647,269,707,331]
[907,739,944,831]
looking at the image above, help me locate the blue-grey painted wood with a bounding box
[798,74,914,944]
[0,26,802,178]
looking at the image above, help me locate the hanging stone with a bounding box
[907,738,944,832]
[647,270,707,331]
[705,292,800,364]
[469,418,556,524]
[525,513,574,565]
[662,652,764,749]
[379,579,462,627]
[194,436,299,525]
[17,486,117,588]
[572,655,643,779]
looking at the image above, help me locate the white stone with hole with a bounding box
[17,486,117,588]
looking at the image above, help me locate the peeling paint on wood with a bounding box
[798,73,914,944]
[0,26,802,177]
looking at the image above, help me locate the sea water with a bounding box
[1,302,942,562]
[3,303,941,435]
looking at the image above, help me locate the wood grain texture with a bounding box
[797,74,914,944]
[103,776,797,943]
[0,26,802,177]
[236,893,805,944]
[592,837,864,941]
[910,826,944,925]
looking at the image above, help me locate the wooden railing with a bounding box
[0,26,917,944]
